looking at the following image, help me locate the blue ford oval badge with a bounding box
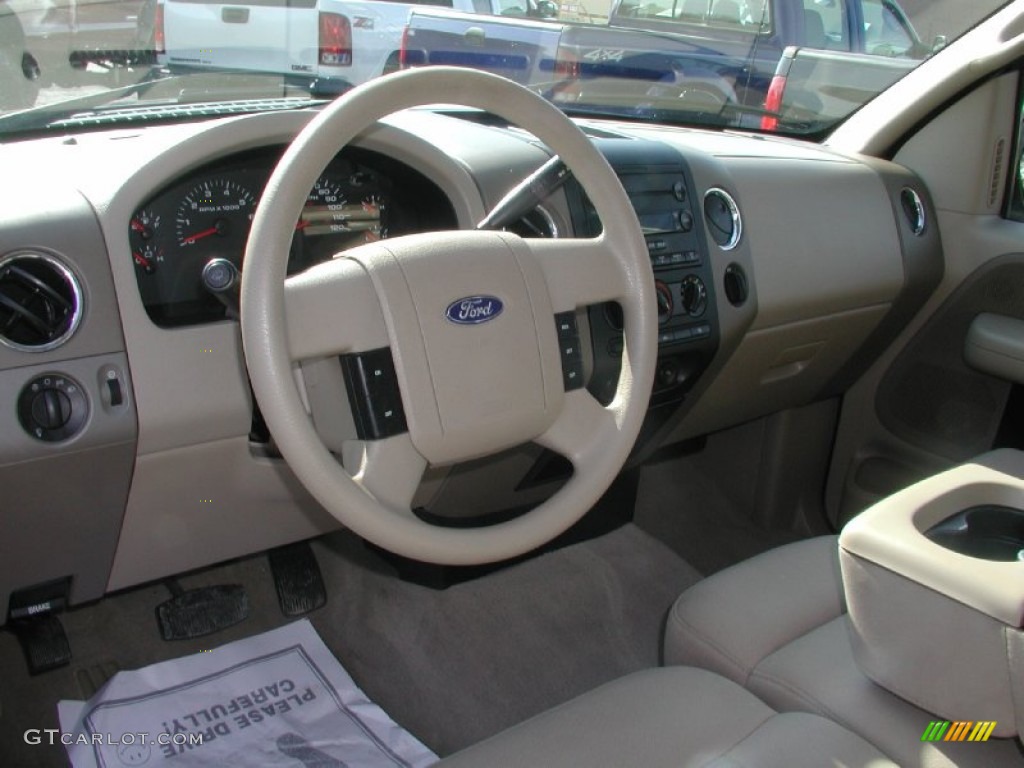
[446,295,504,325]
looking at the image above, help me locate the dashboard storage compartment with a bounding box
[838,449,1024,739]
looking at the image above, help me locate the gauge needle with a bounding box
[182,226,219,244]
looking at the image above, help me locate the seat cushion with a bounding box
[435,666,895,768]
[664,535,845,685]
[665,536,1024,767]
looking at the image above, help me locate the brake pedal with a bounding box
[8,578,73,674]
[12,614,72,675]
[268,541,327,616]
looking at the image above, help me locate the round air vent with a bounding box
[505,206,558,239]
[900,187,926,235]
[703,188,742,250]
[0,251,83,352]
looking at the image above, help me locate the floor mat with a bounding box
[0,525,700,765]
[57,620,435,768]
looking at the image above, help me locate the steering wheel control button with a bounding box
[555,311,578,339]
[340,348,408,441]
[18,374,89,442]
[555,313,584,391]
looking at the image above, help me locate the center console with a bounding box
[576,140,720,407]
[839,449,1024,741]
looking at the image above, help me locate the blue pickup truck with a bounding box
[401,0,929,124]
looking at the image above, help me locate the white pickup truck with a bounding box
[156,0,550,93]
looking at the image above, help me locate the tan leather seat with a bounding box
[665,536,1024,767]
[436,665,895,767]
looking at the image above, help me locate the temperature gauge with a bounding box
[133,244,162,275]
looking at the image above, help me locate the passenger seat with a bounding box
[435,665,896,767]
[665,535,1024,766]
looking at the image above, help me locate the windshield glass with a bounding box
[0,0,1010,138]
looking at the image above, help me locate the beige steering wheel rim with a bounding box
[242,67,656,565]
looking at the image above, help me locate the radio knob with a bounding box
[679,211,694,232]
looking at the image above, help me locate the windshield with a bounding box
[0,0,1010,138]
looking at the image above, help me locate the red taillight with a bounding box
[761,74,786,131]
[553,46,579,79]
[319,12,352,67]
[154,3,165,55]
[399,25,411,68]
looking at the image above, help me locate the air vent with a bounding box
[505,206,558,239]
[900,187,926,236]
[703,188,742,250]
[0,252,83,352]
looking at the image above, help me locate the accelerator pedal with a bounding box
[156,580,249,641]
[268,541,327,616]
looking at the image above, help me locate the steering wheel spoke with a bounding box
[529,238,632,312]
[345,433,427,515]
[283,257,389,361]
[536,388,621,466]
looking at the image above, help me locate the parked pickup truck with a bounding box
[760,44,917,133]
[157,0,554,94]
[0,0,38,108]
[400,4,562,85]
[7,0,155,87]
[402,0,931,124]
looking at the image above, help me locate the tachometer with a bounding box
[175,179,256,253]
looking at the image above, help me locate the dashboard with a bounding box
[0,103,942,622]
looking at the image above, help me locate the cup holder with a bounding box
[925,504,1024,562]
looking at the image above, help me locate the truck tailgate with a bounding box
[404,9,563,85]
[163,0,318,78]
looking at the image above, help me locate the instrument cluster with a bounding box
[129,146,455,327]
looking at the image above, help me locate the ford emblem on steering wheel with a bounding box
[445,295,504,325]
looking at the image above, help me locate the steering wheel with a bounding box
[241,67,656,565]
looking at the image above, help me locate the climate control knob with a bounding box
[655,281,674,324]
[680,275,708,317]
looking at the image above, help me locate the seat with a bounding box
[435,665,895,767]
[804,8,828,48]
[665,536,1024,767]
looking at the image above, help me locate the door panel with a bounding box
[826,71,1024,527]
